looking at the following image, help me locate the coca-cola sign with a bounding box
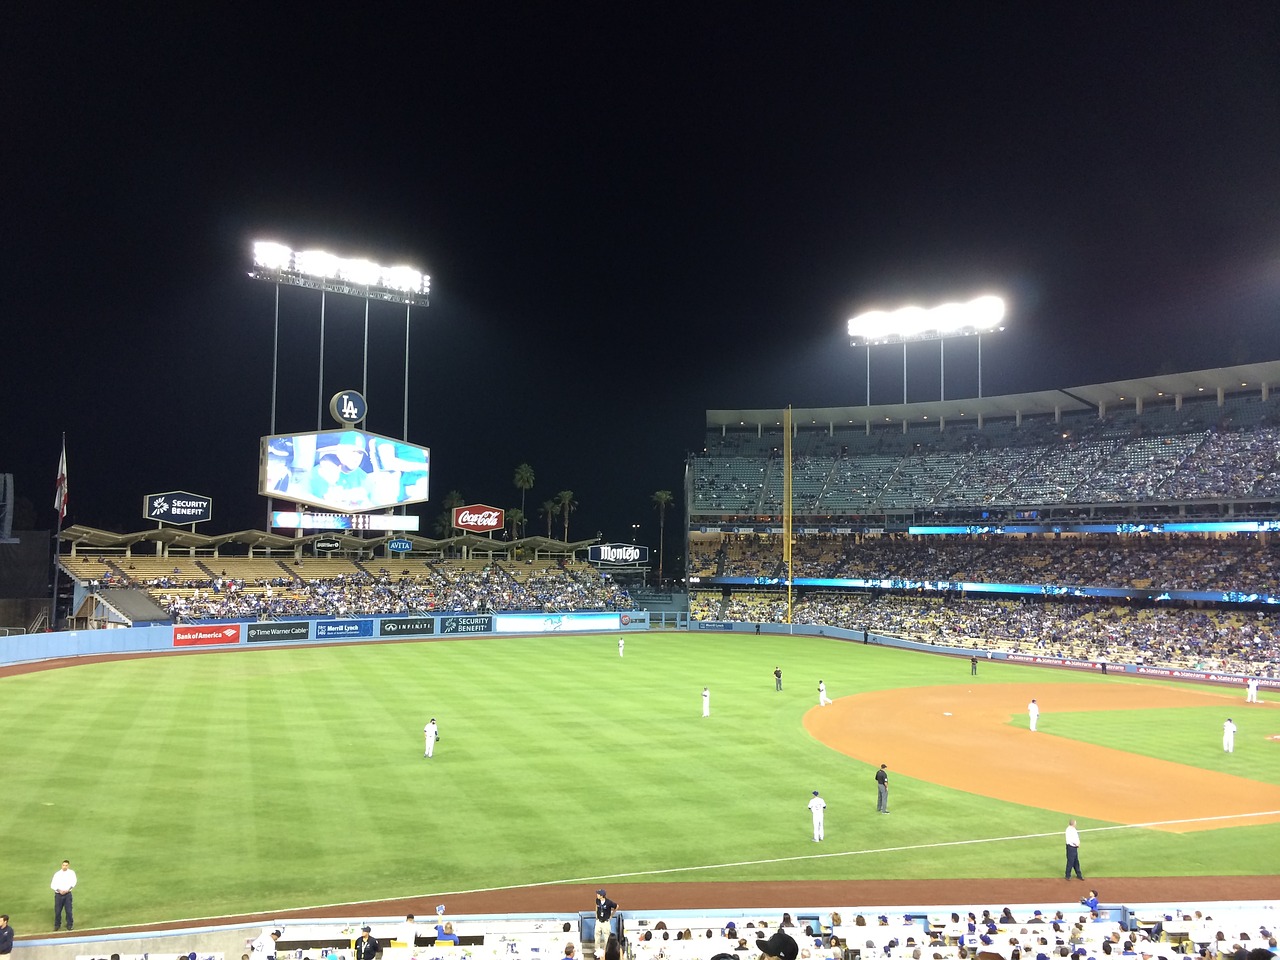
[453,503,504,533]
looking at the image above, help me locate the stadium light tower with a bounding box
[248,241,431,438]
[848,294,1006,403]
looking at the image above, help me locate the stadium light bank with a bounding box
[249,240,430,305]
[248,239,431,435]
[847,294,1007,403]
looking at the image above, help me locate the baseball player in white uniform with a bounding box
[702,686,710,717]
[619,637,624,658]
[808,790,826,841]
[818,680,832,706]
[424,718,438,758]
[1223,717,1236,752]
[1028,698,1040,732]
[1246,678,1259,703]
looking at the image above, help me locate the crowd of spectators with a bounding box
[692,411,1280,514]
[627,904,1277,960]
[691,590,1279,676]
[152,563,635,622]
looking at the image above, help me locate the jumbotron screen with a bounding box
[260,428,430,512]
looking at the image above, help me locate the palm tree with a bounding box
[506,507,525,541]
[556,490,577,542]
[513,463,535,535]
[433,490,466,538]
[540,499,558,539]
[652,489,674,582]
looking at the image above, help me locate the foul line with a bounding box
[113,809,1280,932]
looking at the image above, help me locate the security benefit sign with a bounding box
[144,491,213,525]
[589,543,649,565]
[440,615,493,634]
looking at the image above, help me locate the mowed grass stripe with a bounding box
[2,632,1277,931]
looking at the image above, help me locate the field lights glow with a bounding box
[251,241,430,303]
[848,294,1006,345]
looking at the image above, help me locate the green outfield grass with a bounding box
[2,631,1276,931]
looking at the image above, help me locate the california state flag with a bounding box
[54,438,68,522]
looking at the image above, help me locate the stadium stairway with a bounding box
[96,587,171,625]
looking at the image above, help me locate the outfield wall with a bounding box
[0,610,650,667]
[4,612,1273,695]
[692,620,1279,692]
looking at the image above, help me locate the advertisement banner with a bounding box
[696,621,733,631]
[493,612,621,634]
[174,624,241,647]
[246,622,311,643]
[315,619,374,639]
[1005,653,1100,671]
[440,615,493,634]
[379,617,436,637]
[589,543,649,564]
[145,491,214,525]
[453,504,503,534]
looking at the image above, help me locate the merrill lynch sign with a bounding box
[590,543,649,564]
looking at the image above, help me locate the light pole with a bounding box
[249,241,430,527]
[249,240,430,438]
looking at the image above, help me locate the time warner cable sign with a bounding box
[589,543,649,564]
[144,491,213,525]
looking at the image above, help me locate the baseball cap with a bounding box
[361,926,371,932]
[757,931,799,960]
[812,790,820,796]
[596,888,607,896]
[272,931,282,938]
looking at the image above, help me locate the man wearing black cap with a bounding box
[354,926,380,960]
[593,890,618,957]
[757,931,799,960]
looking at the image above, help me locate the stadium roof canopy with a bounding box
[58,524,597,557]
[705,360,1280,429]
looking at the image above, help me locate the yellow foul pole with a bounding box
[784,405,793,624]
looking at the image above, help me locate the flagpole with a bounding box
[51,434,66,631]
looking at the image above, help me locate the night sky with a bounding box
[6,4,1279,552]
